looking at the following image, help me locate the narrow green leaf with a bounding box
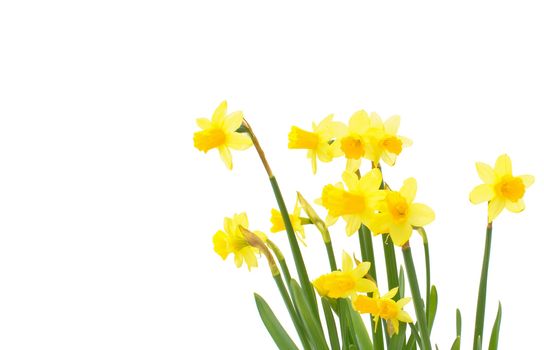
[488,302,502,350]
[456,309,462,338]
[408,323,423,350]
[322,298,340,350]
[346,300,373,350]
[473,223,493,350]
[291,280,329,350]
[399,265,405,298]
[254,293,299,350]
[450,336,460,350]
[405,333,416,350]
[476,335,482,350]
[428,285,438,332]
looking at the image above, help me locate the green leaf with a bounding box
[322,298,340,350]
[346,300,373,350]
[254,293,299,350]
[399,265,405,298]
[456,309,462,338]
[488,302,502,350]
[476,335,482,350]
[428,285,438,332]
[450,336,460,350]
[291,280,328,350]
[409,323,423,350]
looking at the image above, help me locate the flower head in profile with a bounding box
[353,287,413,336]
[364,113,412,166]
[212,212,267,270]
[313,252,377,299]
[317,169,385,236]
[194,101,253,170]
[369,178,435,246]
[469,154,534,222]
[339,110,371,172]
[288,115,347,174]
[270,202,306,245]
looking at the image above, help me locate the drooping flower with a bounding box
[317,169,385,236]
[313,252,377,298]
[288,115,347,174]
[270,202,306,245]
[339,110,371,172]
[194,101,253,170]
[469,154,534,222]
[364,112,412,166]
[212,212,267,270]
[369,178,435,246]
[352,287,413,336]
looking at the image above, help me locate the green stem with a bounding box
[402,243,432,350]
[382,235,399,297]
[325,241,338,271]
[267,239,293,287]
[274,274,311,350]
[416,227,431,321]
[473,222,493,350]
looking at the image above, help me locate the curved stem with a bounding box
[473,222,493,349]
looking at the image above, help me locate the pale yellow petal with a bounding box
[346,158,362,173]
[381,151,396,166]
[223,111,244,132]
[488,197,506,222]
[226,132,252,150]
[345,215,362,236]
[342,251,353,272]
[342,170,359,191]
[384,115,400,134]
[325,214,339,226]
[234,212,249,229]
[383,287,398,299]
[409,203,435,227]
[196,118,211,129]
[212,101,227,126]
[234,252,244,268]
[520,175,535,188]
[310,151,317,174]
[242,248,258,270]
[212,230,229,259]
[397,297,411,308]
[352,261,371,278]
[360,168,383,193]
[356,278,377,293]
[494,154,512,177]
[505,199,525,213]
[218,145,233,170]
[349,110,370,132]
[389,223,412,246]
[399,136,412,147]
[475,162,495,184]
[369,112,383,128]
[400,178,417,203]
[397,310,413,323]
[469,184,494,204]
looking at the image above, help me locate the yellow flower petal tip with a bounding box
[194,101,253,170]
[212,212,266,271]
[469,154,534,222]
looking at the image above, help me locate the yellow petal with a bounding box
[352,261,371,278]
[409,203,435,227]
[310,151,317,174]
[345,215,362,236]
[356,278,377,293]
[399,136,412,147]
[475,162,495,184]
[212,101,227,126]
[505,199,525,213]
[346,158,362,173]
[520,175,535,188]
[342,170,359,191]
[349,110,370,132]
[234,252,244,268]
[381,151,395,166]
[196,118,211,129]
[360,168,383,193]
[488,197,506,222]
[218,146,233,170]
[397,310,413,323]
[242,247,258,271]
[212,231,229,259]
[397,297,411,308]
[234,212,249,228]
[223,111,244,132]
[469,184,494,204]
[389,223,412,246]
[494,154,512,177]
[400,178,417,203]
[226,132,252,150]
[384,115,400,134]
[383,287,399,299]
[369,112,383,128]
[342,251,353,272]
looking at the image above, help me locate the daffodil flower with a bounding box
[212,212,267,270]
[469,154,534,222]
[352,287,413,336]
[313,252,377,298]
[339,109,371,172]
[270,202,306,245]
[193,101,253,170]
[317,169,385,236]
[369,178,435,246]
[364,112,412,166]
[288,115,347,174]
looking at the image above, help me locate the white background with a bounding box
[1,1,543,349]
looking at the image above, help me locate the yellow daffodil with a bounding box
[370,178,435,246]
[469,154,534,222]
[364,112,412,166]
[288,115,347,174]
[194,101,253,170]
[339,110,371,172]
[313,252,377,298]
[317,169,385,236]
[212,212,267,270]
[353,287,413,336]
[270,202,306,245]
